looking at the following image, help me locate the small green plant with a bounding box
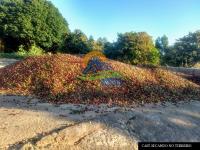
[17,44,44,57]
[17,45,27,57]
[78,70,123,81]
[28,44,44,56]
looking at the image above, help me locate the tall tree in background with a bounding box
[96,37,108,51]
[88,36,104,51]
[61,29,91,54]
[108,32,160,65]
[155,35,169,55]
[103,41,116,58]
[163,31,200,67]
[0,0,69,52]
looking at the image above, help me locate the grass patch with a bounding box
[0,53,25,59]
[0,45,44,59]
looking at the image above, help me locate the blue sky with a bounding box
[50,0,200,45]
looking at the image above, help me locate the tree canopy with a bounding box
[155,35,169,55]
[61,31,107,54]
[105,32,160,65]
[1,0,199,67]
[163,31,200,67]
[0,0,69,52]
[61,29,91,54]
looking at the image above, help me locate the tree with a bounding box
[163,31,200,67]
[61,29,91,54]
[88,36,104,51]
[104,41,116,58]
[162,46,179,66]
[109,32,160,65]
[155,35,169,55]
[96,37,108,51]
[0,0,69,52]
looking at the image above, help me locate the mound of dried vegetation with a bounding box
[0,54,200,106]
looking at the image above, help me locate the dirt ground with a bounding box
[0,58,19,68]
[0,95,200,150]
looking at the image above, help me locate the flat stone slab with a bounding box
[0,95,200,149]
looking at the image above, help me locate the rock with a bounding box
[26,122,137,150]
[35,122,104,147]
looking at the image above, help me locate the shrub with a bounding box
[17,44,44,57]
[107,32,160,65]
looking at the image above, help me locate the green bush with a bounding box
[105,32,160,65]
[0,45,44,59]
[17,44,44,57]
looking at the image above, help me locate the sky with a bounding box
[50,0,200,45]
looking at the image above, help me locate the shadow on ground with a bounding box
[0,94,200,150]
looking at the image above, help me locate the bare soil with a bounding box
[0,95,200,150]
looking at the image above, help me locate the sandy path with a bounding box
[0,58,19,68]
[0,95,127,149]
[0,95,200,149]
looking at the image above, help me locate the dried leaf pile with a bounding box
[0,54,200,106]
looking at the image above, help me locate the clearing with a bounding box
[0,95,200,149]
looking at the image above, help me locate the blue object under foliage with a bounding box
[101,78,123,86]
[81,57,123,87]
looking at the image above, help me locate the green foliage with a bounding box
[104,42,116,58]
[78,70,123,81]
[105,32,160,65]
[147,48,160,65]
[17,45,27,57]
[155,35,169,55]
[0,0,69,51]
[88,36,104,52]
[163,31,200,67]
[161,46,178,66]
[0,44,44,59]
[17,44,44,57]
[0,52,23,59]
[61,31,109,54]
[61,29,91,54]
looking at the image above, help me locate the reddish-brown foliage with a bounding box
[0,54,200,106]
